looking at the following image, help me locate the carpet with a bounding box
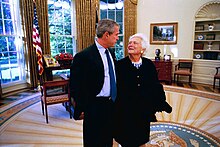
[0,87,220,146]
[149,122,219,146]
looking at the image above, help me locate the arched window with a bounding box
[100,0,124,60]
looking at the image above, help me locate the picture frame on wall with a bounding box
[164,54,171,61]
[150,22,178,45]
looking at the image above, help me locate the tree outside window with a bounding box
[48,0,76,58]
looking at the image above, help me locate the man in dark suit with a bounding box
[69,19,119,147]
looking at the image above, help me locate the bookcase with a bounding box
[193,19,220,60]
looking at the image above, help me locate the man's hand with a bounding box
[79,112,84,120]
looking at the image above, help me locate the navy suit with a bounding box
[70,43,116,147]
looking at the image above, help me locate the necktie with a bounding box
[105,49,117,102]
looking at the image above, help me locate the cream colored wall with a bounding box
[137,0,213,59]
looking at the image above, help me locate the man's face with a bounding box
[107,26,119,47]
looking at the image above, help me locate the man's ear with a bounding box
[104,31,109,38]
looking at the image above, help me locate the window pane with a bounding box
[100,10,107,19]
[64,23,71,35]
[1,67,11,83]
[63,10,71,22]
[116,10,122,22]
[2,0,10,2]
[57,36,65,49]
[66,36,73,48]
[11,67,19,81]
[8,36,16,51]
[0,36,7,51]
[49,23,56,34]
[118,22,123,34]
[9,52,17,64]
[2,3,11,19]
[0,19,3,34]
[48,9,55,22]
[4,20,14,35]
[0,52,9,64]
[55,23,64,35]
[108,10,115,20]
[54,11,63,22]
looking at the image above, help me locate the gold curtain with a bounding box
[124,0,137,56]
[20,0,50,88]
[75,0,98,52]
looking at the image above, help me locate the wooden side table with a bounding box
[45,65,71,81]
[152,60,172,84]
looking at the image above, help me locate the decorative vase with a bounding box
[207,42,212,50]
[208,24,214,31]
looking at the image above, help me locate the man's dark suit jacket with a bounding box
[69,43,116,120]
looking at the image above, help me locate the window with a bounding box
[100,0,124,60]
[48,0,76,75]
[48,0,76,57]
[0,0,25,85]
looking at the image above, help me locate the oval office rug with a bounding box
[149,122,220,147]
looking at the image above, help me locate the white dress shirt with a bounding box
[95,40,116,97]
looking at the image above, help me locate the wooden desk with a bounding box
[152,60,172,84]
[45,65,71,81]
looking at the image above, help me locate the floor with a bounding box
[0,81,219,146]
[0,81,219,108]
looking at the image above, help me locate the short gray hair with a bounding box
[96,19,119,38]
[129,33,148,49]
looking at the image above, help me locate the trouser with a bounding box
[83,96,114,147]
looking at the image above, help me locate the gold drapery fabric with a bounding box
[20,0,50,88]
[75,0,98,52]
[124,0,137,56]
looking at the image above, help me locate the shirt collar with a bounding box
[95,40,106,54]
[132,58,142,69]
[132,58,142,64]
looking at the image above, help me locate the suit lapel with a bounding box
[89,44,104,72]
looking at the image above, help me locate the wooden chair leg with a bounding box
[177,75,179,83]
[174,74,176,83]
[213,78,216,89]
[41,98,44,115]
[219,79,220,89]
[69,101,72,119]
[189,75,192,84]
[45,104,49,123]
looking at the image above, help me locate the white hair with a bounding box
[129,33,149,49]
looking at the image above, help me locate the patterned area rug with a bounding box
[149,122,220,147]
[0,91,41,126]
